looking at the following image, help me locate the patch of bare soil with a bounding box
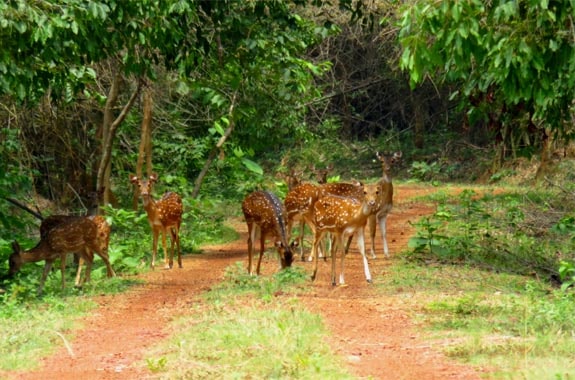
[6,185,486,380]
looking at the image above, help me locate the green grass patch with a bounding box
[143,263,353,379]
[0,295,96,371]
[378,249,575,378]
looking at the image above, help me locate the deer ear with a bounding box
[129,174,139,184]
[394,151,403,159]
[149,173,159,182]
[274,241,284,248]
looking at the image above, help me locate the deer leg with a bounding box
[75,257,84,287]
[311,230,325,281]
[378,214,389,258]
[355,228,372,283]
[331,236,339,286]
[298,220,306,261]
[247,222,255,275]
[172,225,182,268]
[369,214,377,259]
[161,228,172,269]
[38,260,54,296]
[151,229,159,269]
[256,233,265,275]
[338,235,347,285]
[344,235,353,255]
[83,250,94,284]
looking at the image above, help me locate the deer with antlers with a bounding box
[130,173,183,269]
[9,216,109,295]
[242,190,296,275]
[310,182,382,286]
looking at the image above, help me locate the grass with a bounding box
[375,261,575,378]
[143,264,354,379]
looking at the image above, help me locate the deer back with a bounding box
[319,181,364,199]
[284,183,321,218]
[155,192,183,227]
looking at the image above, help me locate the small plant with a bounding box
[558,260,575,291]
[146,356,167,373]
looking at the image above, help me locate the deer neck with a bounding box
[22,241,56,263]
[142,196,164,227]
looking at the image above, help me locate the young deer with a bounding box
[130,173,183,269]
[9,217,105,295]
[241,190,296,275]
[368,151,402,258]
[311,183,381,286]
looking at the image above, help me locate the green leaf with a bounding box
[241,158,263,175]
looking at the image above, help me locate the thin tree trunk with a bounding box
[97,77,143,205]
[191,92,237,199]
[133,86,153,210]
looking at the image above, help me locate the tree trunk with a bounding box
[411,91,426,149]
[97,77,143,205]
[133,86,153,210]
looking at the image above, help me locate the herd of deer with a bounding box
[7,151,401,295]
[242,151,402,286]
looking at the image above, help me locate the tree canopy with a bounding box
[398,0,575,138]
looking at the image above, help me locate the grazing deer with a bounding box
[130,173,183,269]
[9,217,106,295]
[369,151,402,258]
[311,183,382,286]
[241,190,296,275]
[40,214,115,284]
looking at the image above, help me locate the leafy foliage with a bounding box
[398,1,575,134]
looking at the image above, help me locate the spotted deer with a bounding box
[130,173,183,269]
[311,182,382,286]
[241,190,296,275]
[39,214,115,285]
[368,151,402,258]
[285,181,364,261]
[9,217,106,295]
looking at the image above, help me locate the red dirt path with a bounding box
[6,185,486,380]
